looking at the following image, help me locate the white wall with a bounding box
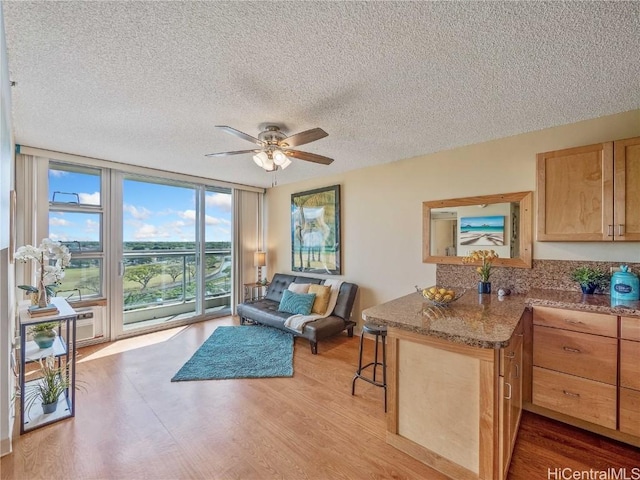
[266,109,640,323]
[1,3,16,456]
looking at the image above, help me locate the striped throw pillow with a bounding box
[277,290,317,315]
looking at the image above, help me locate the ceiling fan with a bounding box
[205,125,333,171]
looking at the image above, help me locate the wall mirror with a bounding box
[423,191,532,268]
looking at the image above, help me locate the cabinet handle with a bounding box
[618,224,625,236]
[562,346,581,354]
[607,225,614,236]
[562,390,580,398]
[514,363,520,379]
[505,382,512,400]
[505,351,515,359]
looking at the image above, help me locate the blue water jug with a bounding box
[611,265,639,301]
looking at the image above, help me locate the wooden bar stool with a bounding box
[351,322,387,411]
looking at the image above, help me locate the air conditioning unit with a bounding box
[76,317,95,342]
[74,307,104,343]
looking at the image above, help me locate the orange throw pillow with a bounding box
[308,284,331,315]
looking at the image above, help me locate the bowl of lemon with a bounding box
[417,285,464,306]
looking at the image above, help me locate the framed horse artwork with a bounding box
[291,185,341,275]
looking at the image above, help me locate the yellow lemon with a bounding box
[443,294,453,302]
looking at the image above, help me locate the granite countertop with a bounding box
[525,288,640,317]
[361,290,526,349]
[361,288,640,351]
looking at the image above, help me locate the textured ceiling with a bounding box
[3,1,640,189]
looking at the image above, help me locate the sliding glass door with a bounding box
[120,176,232,333]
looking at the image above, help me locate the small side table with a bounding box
[18,297,77,434]
[243,282,269,302]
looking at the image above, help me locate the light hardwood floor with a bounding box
[2,316,638,479]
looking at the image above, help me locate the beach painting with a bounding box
[459,215,505,246]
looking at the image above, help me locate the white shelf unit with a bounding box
[18,297,78,434]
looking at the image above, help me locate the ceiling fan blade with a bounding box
[215,125,263,146]
[205,149,261,157]
[284,150,334,165]
[281,128,328,148]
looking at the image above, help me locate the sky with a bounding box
[48,168,232,243]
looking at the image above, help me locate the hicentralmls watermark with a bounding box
[548,468,640,480]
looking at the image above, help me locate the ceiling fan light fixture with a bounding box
[273,149,288,166]
[280,156,292,169]
[263,154,275,171]
[253,151,269,167]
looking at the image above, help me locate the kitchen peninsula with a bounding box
[363,288,640,480]
[362,290,526,480]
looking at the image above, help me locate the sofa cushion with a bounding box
[288,282,311,294]
[308,284,331,315]
[278,290,317,315]
[265,274,297,302]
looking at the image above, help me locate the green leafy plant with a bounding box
[23,355,71,413]
[570,266,609,290]
[27,322,58,335]
[22,355,85,416]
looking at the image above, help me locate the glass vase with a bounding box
[37,279,49,308]
[478,281,491,294]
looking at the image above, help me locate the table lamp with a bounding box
[254,251,266,284]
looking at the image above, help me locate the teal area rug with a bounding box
[171,325,294,381]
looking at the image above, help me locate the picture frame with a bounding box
[291,185,341,275]
[459,215,505,246]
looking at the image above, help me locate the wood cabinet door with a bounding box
[537,142,614,241]
[620,339,640,391]
[614,136,640,241]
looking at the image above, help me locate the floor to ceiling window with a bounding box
[47,160,233,339]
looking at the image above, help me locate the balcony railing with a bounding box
[122,249,231,311]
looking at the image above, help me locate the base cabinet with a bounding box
[499,321,523,480]
[386,319,524,480]
[529,306,640,447]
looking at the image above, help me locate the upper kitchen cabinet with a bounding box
[537,137,640,241]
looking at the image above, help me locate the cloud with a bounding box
[85,219,99,231]
[205,214,228,226]
[179,210,197,222]
[206,193,232,211]
[79,192,100,205]
[49,170,68,178]
[124,204,152,220]
[50,217,72,226]
[134,224,171,240]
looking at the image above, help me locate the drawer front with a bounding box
[621,316,640,341]
[621,339,640,390]
[533,306,617,337]
[620,387,640,437]
[532,367,616,429]
[533,325,617,385]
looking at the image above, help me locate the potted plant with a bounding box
[28,322,59,349]
[14,238,71,308]
[23,355,71,415]
[462,249,499,294]
[570,266,609,294]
